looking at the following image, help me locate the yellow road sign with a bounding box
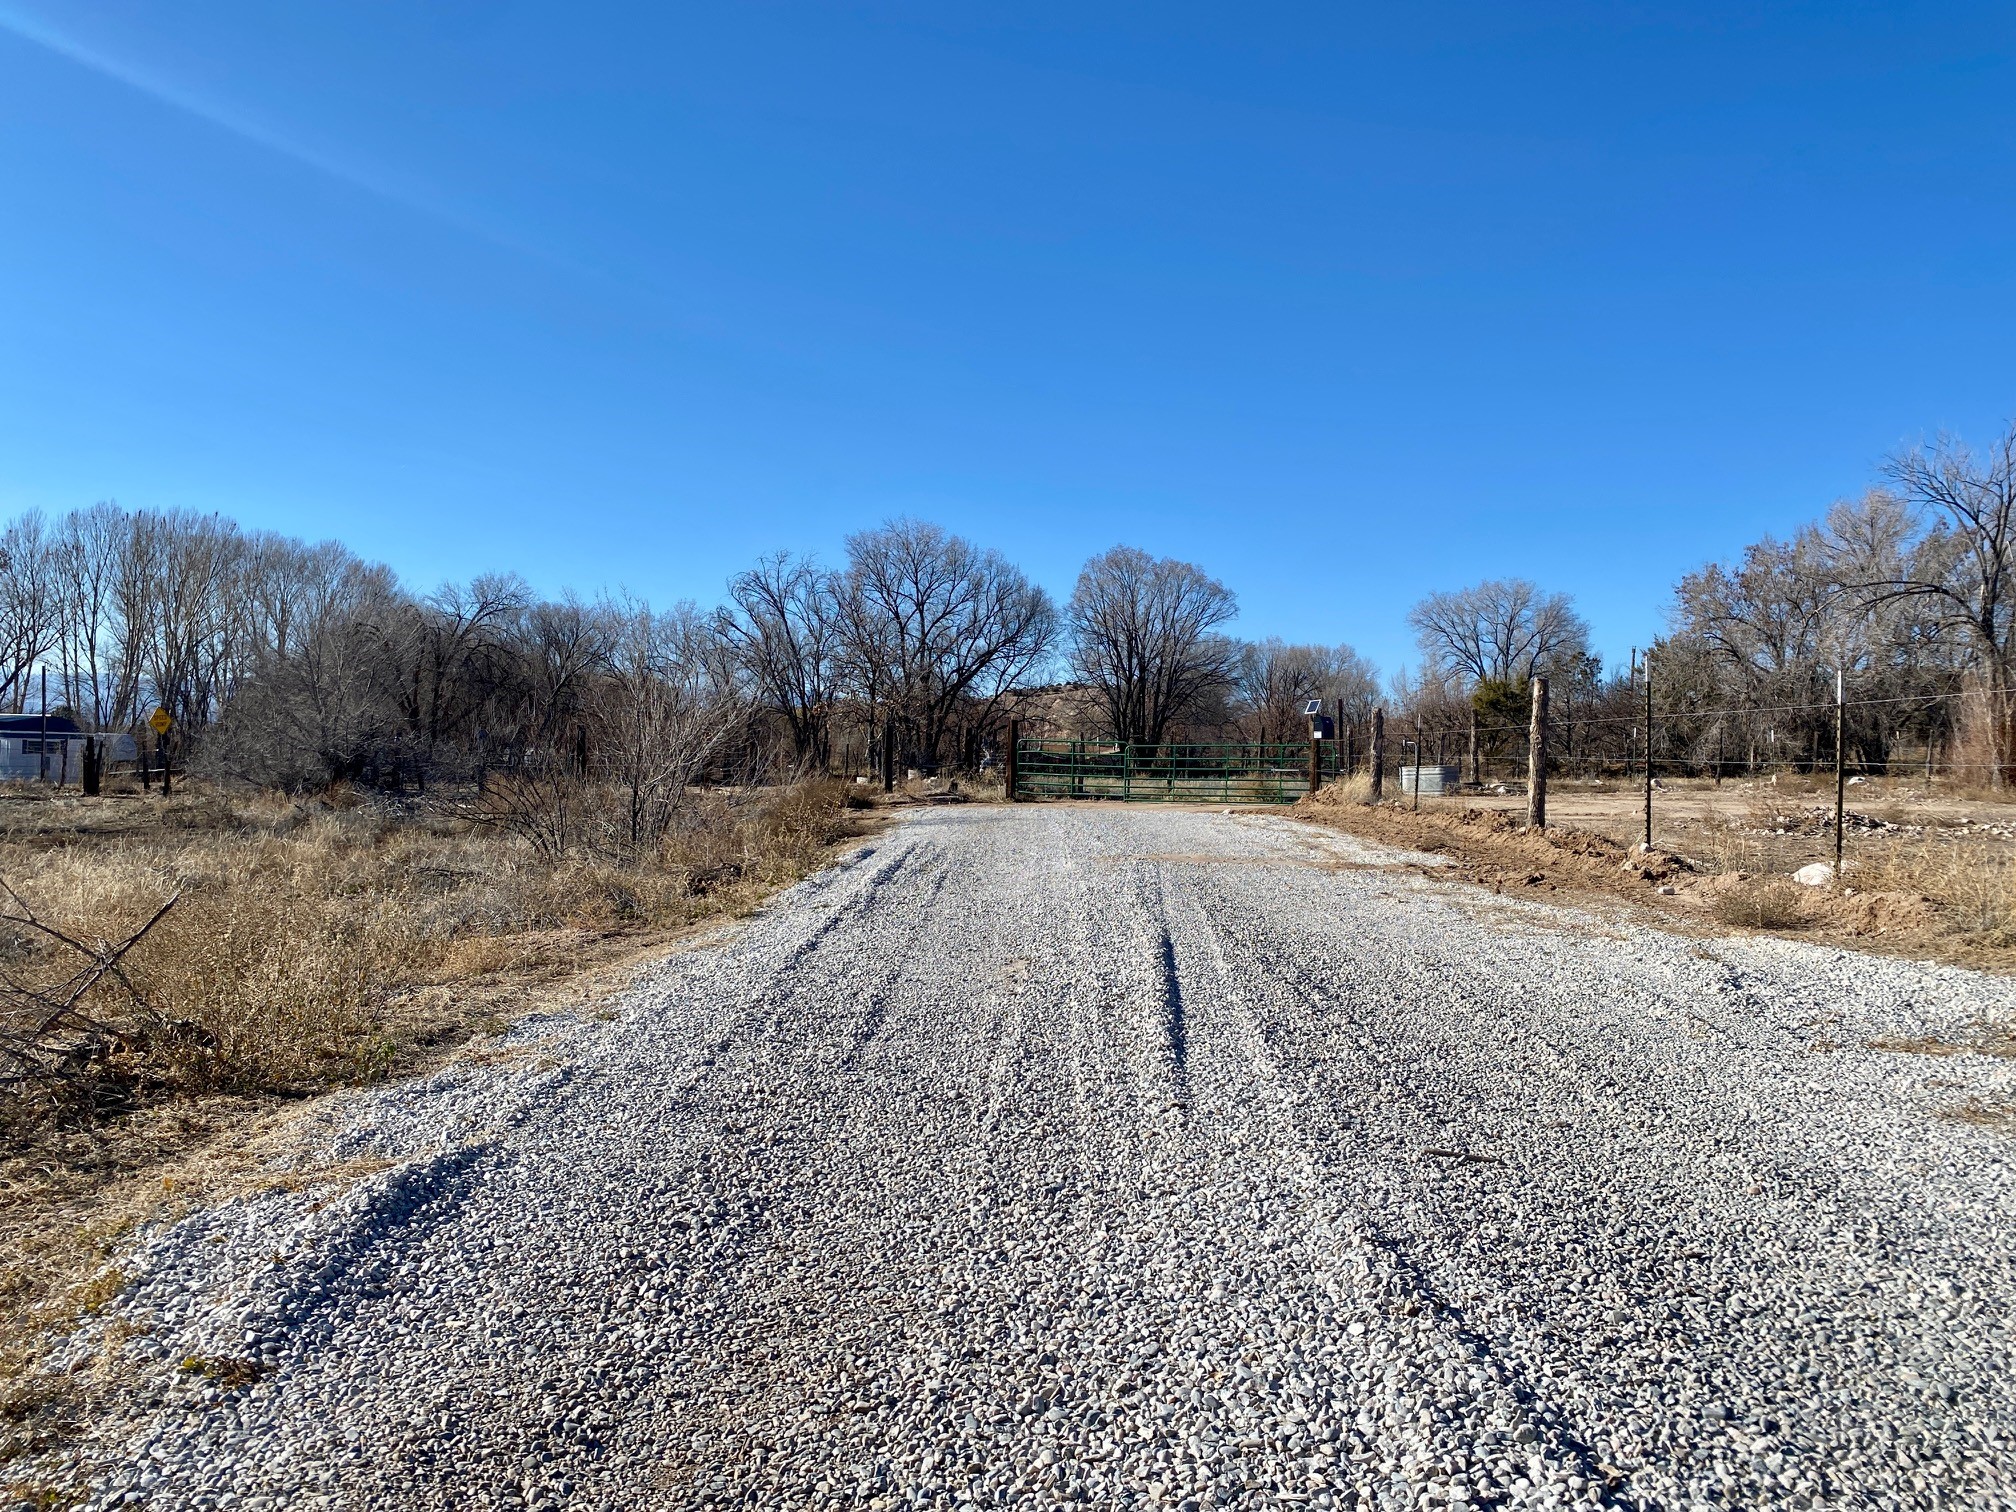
[149,707,173,736]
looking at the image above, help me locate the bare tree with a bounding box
[719,553,839,772]
[1873,423,2016,782]
[1068,546,1239,746]
[383,574,532,782]
[1233,641,1376,742]
[0,513,57,713]
[203,557,405,788]
[1408,579,1591,687]
[839,520,1057,770]
[593,599,746,855]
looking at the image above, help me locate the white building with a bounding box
[0,715,138,781]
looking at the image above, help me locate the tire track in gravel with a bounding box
[52,804,2016,1512]
[1174,821,2016,1508]
[1139,855,1617,1509]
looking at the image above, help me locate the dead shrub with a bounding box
[1855,842,2016,948]
[1710,876,1813,931]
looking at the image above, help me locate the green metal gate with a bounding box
[1011,738,1334,804]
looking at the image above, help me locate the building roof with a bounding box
[0,714,86,735]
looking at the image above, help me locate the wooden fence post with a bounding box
[1006,719,1020,803]
[1369,709,1385,801]
[1307,736,1321,796]
[1526,676,1548,830]
[882,715,896,794]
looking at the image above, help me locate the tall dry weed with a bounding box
[0,778,858,1145]
[1856,842,2016,948]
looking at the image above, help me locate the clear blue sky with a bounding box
[2,2,2012,679]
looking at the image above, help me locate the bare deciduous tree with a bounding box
[594,600,745,855]
[840,520,1057,770]
[1232,641,1380,743]
[0,513,57,713]
[1069,546,1239,746]
[1408,579,1590,687]
[719,553,839,772]
[1873,423,2016,782]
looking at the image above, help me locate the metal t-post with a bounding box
[1413,713,1423,811]
[1834,670,1846,876]
[1641,651,1653,851]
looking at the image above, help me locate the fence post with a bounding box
[1413,713,1423,811]
[1307,736,1321,796]
[159,731,172,798]
[1467,708,1479,788]
[1006,719,1020,803]
[883,715,896,794]
[39,668,49,784]
[1834,670,1846,876]
[1370,709,1385,801]
[1526,676,1548,830]
[1640,649,1652,850]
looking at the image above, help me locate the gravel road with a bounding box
[50,805,2016,1511]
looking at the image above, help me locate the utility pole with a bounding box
[1005,719,1020,803]
[38,668,49,784]
[882,715,897,794]
[1834,669,1847,876]
[1526,676,1548,830]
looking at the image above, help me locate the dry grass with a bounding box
[0,775,869,1467]
[1295,782,2016,968]
[1853,842,2016,949]
[1324,771,1376,805]
[0,781,858,1150]
[1706,876,1812,931]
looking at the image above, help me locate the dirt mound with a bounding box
[1834,890,1942,936]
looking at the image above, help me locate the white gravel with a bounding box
[35,805,2016,1510]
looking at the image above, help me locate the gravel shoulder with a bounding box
[25,805,2016,1510]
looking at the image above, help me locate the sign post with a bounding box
[150,707,174,797]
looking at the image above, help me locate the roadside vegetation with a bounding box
[1299,771,2016,978]
[0,774,867,1452]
